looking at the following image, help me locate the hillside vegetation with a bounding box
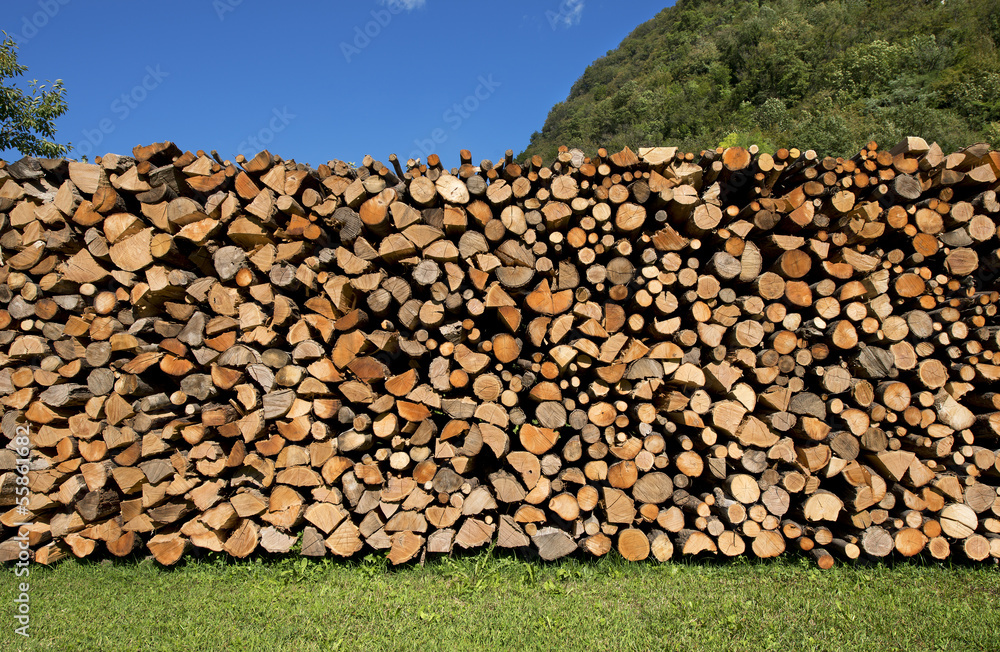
[520,0,1000,161]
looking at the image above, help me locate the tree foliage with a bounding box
[1,34,69,157]
[520,0,1000,161]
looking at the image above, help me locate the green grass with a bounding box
[2,551,999,651]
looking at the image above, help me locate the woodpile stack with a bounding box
[1,138,1000,567]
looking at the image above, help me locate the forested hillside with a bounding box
[520,0,1000,160]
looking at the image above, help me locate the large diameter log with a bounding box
[8,139,1000,567]
[939,504,978,539]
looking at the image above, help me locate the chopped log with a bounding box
[147,533,189,566]
[388,532,424,565]
[533,528,577,561]
[617,528,650,561]
[6,138,1000,567]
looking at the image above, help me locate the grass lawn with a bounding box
[2,550,998,651]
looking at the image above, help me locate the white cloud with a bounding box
[382,0,426,10]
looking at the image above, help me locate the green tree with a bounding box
[519,0,1000,162]
[1,33,69,157]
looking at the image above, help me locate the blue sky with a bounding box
[2,0,667,169]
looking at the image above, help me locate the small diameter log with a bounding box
[6,138,1000,569]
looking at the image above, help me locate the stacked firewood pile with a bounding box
[1,138,999,567]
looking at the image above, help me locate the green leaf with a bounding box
[1,33,70,157]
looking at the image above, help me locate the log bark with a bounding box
[5,137,1000,566]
